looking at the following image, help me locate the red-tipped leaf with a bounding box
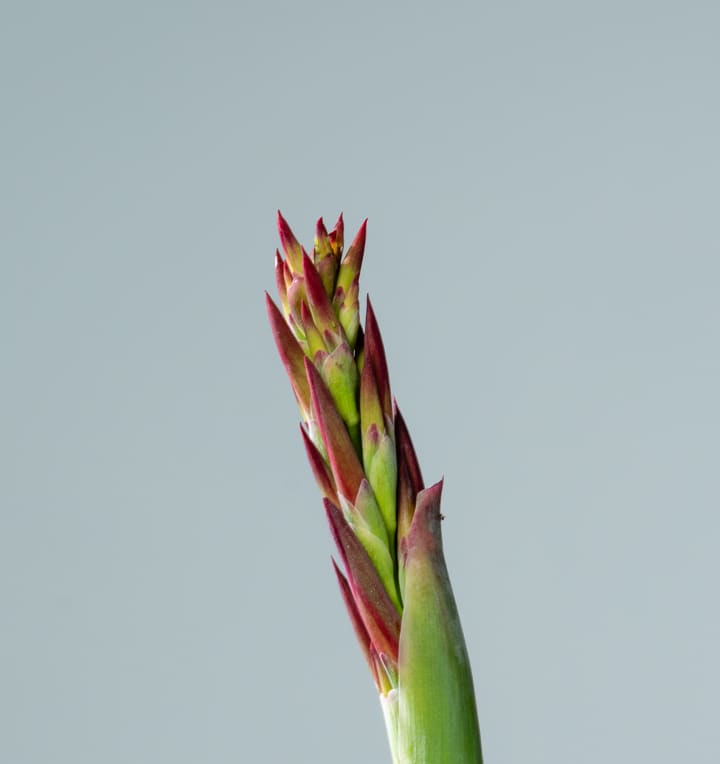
[277,211,304,273]
[360,357,385,437]
[305,358,364,502]
[394,403,424,497]
[265,293,311,413]
[335,219,367,295]
[324,499,400,664]
[328,212,344,256]
[395,403,425,573]
[331,558,379,688]
[300,425,338,504]
[302,252,343,345]
[314,217,332,258]
[364,298,392,421]
[274,251,289,314]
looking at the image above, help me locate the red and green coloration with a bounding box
[266,213,483,764]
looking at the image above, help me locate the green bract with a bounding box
[266,213,483,764]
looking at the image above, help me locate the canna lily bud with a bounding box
[266,213,483,764]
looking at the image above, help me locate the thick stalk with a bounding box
[396,483,483,764]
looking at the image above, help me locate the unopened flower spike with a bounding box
[266,212,484,764]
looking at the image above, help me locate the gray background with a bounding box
[2,1,718,762]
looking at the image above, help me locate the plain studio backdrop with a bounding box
[2,1,718,762]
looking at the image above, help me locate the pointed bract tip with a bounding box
[264,290,283,320]
[277,211,303,271]
[341,219,367,270]
[400,477,448,572]
[394,403,424,494]
[331,212,344,238]
[265,293,312,410]
[329,213,344,254]
[363,297,392,419]
[301,249,315,275]
[417,477,444,507]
